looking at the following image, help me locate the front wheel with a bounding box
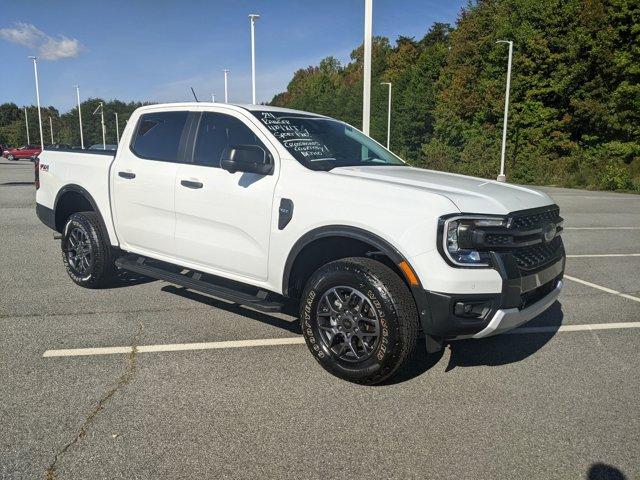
[300,257,419,385]
[61,212,116,288]
[7,154,15,161]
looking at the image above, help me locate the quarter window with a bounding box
[131,111,189,162]
[193,112,268,167]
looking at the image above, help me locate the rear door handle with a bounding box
[118,171,136,179]
[180,180,203,189]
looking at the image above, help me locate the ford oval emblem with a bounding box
[542,223,556,243]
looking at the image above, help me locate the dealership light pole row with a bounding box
[26,62,119,150]
[26,5,511,170]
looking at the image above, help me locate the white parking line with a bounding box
[567,254,640,258]
[43,337,306,358]
[508,322,640,334]
[564,227,640,230]
[43,322,640,358]
[564,274,640,303]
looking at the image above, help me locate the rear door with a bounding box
[173,109,278,280]
[111,109,192,258]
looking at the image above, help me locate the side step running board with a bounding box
[115,255,283,313]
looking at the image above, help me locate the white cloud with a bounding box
[0,22,83,60]
[38,35,82,60]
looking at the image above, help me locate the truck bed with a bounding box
[36,148,117,241]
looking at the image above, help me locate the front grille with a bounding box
[513,236,563,271]
[472,206,564,272]
[507,207,564,272]
[511,207,561,230]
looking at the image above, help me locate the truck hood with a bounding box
[330,166,554,214]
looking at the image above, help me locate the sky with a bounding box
[0,0,467,112]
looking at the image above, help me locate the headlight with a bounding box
[441,216,508,267]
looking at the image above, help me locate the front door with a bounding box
[173,110,278,280]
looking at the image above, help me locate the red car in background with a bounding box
[2,145,42,161]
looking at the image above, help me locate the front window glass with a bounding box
[193,112,267,168]
[252,111,405,171]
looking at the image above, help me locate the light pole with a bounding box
[115,112,120,144]
[380,82,392,149]
[249,14,260,105]
[49,117,54,144]
[75,85,85,149]
[362,0,372,136]
[92,102,106,149]
[496,40,513,183]
[24,107,30,145]
[224,69,229,103]
[28,56,44,149]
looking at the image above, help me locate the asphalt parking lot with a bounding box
[1,157,639,480]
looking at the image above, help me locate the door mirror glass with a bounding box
[220,145,273,175]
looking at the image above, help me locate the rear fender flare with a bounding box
[54,184,111,242]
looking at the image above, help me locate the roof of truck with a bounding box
[134,102,325,117]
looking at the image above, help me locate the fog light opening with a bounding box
[453,300,492,320]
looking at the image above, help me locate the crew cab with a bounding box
[35,103,565,384]
[4,144,41,161]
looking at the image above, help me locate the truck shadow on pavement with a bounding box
[444,301,564,372]
[160,285,302,335]
[385,301,564,385]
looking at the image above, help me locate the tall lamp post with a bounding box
[115,112,120,144]
[92,102,106,150]
[49,117,54,144]
[24,107,30,145]
[223,69,229,103]
[74,85,85,149]
[28,56,44,149]
[362,0,373,136]
[380,82,392,149]
[496,40,513,183]
[249,14,260,105]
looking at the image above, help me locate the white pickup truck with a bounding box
[35,103,565,384]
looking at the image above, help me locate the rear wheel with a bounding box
[7,154,14,161]
[61,212,116,288]
[300,257,418,385]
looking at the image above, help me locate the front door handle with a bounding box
[180,180,203,189]
[118,171,136,179]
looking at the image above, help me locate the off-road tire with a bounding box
[61,211,116,288]
[300,257,419,385]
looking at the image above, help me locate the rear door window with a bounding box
[131,111,189,162]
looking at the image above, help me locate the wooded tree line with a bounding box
[0,100,146,148]
[270,0,640,191]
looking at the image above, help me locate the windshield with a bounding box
[252,111,405,171]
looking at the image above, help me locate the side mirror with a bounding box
[220,145,273,175]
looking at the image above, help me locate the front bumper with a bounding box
[413,246,565,339]
[462,280,562,339]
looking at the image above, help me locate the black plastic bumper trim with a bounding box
[36,203,56,231]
